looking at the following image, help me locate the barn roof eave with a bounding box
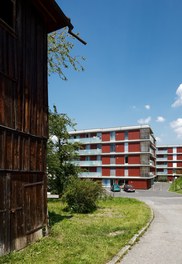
[32,0,72,33]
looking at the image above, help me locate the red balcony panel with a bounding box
[177,147,182,153]
[102,156,110,164]
[128,155,140,164]
[116,156,124,164]
[102,167,110,176]
[116,144,124,152]
[128,167,140,176]
[116,168,124,176]
[168,148,173,153]
[90,144,97,149]
[90,167,96,172]
[102,145,110,153]
[102,133,110,141]
[128,130,140,140]
[90,156,97,161]
[116,131,124,140]
[129,142,140,152]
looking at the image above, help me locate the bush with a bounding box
[157,175,168,182]
[169,177,182,192]
[62,177,104,213]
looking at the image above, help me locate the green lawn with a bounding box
[169,177,182,194]
[0,197,151,264]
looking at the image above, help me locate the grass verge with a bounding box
[0,197,151,264]
[169,177,182,194]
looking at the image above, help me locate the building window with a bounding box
[86,145,90,150]
[124,168,128,176]
[110,168,115,176]
[110,144,115,152]
[97,155,101,161]
[125,155,128,164]
[110,155,115,164]
[110,131,115,140]
[0,0,15,29]
[173,147,177,154]
[124,142,128,152]
[124,131,128,140]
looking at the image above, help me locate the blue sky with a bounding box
[49,0,182,145]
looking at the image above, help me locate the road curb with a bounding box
[106,206,154,264]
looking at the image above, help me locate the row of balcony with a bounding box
[69,137,154,145]
[72,160,155,167]
[78,149,155,155]
[79,172,155,178]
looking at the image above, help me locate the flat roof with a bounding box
[69,125,154,135]
[157,145,182,148]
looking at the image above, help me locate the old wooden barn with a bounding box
[0,0,71,255]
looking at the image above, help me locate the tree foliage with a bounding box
[48,29,85,80]
[47,106,81,195]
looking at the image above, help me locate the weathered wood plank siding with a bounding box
[0,0,48,254]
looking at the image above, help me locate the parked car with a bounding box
[111,184,121,192]
[123,184,135,192]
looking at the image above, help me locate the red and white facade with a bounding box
[156,145,182,181]
[69,125,156,189]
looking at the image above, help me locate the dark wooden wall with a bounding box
[0,0,48,254]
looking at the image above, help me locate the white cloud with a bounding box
[170,118,182,138]
[171,84,182,107]
[155,136,161,142]
[156,116,165,122]
[137,116,151,125]
[145,104,150,110]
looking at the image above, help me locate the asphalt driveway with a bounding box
[110,182,182,264]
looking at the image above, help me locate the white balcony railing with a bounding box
[156,164,168,168]
[69,137,101,144]
[157,172,167,175]
[72,160,102,166]
[156,150,168,154]
[78,149,101,155]
[79,172,102,177]
[157,158,167,161]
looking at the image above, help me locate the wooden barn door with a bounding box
[0,174,10,255]
[9,173,46,252]
[10,174,25,251]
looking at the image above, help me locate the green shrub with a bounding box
[157,175,168,182]
[62,177,104,213]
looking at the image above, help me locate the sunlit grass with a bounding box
[169,177,182,194]
[0,197,151,264]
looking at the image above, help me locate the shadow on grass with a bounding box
[48,211,73,227]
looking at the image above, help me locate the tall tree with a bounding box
[48,29,85,80]
[47,106,81,195]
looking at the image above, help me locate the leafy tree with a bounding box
[47,105,81,195]
[62,177,104,213]
[48,29,85,80]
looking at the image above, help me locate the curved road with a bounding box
[116,182,182,264]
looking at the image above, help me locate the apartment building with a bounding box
[69,125,156,189]
[156,145,182,181]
